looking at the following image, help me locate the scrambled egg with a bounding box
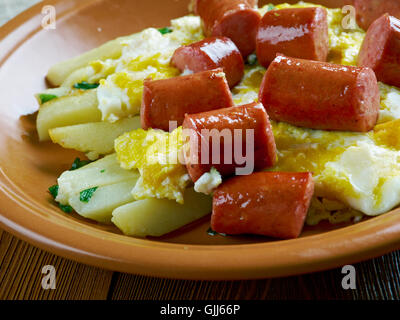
[114,127,191,204]
[97,17,204,122]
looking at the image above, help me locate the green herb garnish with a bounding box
[158,27,173,35]
[70,158,92,171]
[49,184,73,213]
[73,81,100,90]
[100,169,106,173]
[80,187,98,203]
[59,204,73,213]
[207,227,227,237]
[48,185,59,199]
[267,4,275,11]
[39,94,58,104]
[247,53,258,66]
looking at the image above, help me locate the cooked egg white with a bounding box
[194,167,223,195]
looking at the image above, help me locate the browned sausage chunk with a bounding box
[171,37,244,88]
[195,0,261,57]
[141,68,234,131]
[259,55,380,132]
[358,14,400,88]
[182,102,277,182]
[211,172,315,239]
[354,0,400,30]
[256,7,329,68]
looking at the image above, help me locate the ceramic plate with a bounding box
[1,0,400,280]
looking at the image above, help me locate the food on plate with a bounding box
[182,102,277,182]
[49,117,141,159]
[259,54,380,132]
[171,36,244,88]
[195,0,261,57]
[358,14,400,88]
[37,90,101,141]
[46,34,140,86]
[211,172,314,239]
[37,1,400,240]
[141,68,234,131]
[112,188,212,237]
[354,0,400,30]
[115,127,189,204]
[256,7,329,67]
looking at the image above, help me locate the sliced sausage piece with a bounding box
[171,37,245,88]
[259,54,380,132]
[141,68,234,131]
[256,7,329,68]
[182,102,277,183]
[354,0,400,30]
[358,14,400,88]
[268,0,353,8]
[211,172,315,239]
[195,0,261,57]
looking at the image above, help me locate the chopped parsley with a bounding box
[158,27,173,35]
[70,158,92,171]
[80,187,98,203]
[48,184,73,213]
[59,204,73,213]
[73,81,100,90]
[100,169,106,173]
[39,94,58,104]
[48,185,59,199]
[207,227,227,237]
[247,53,258,66]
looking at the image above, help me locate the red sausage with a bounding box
[256,7,329,67]
[259,55,380,132]
[195,0,261,57]
[211,172,315,239]
[182,102,277,182]
[268,0,353,8]
[354,0,400,30]
[358,14,400,88]
[171,37,245,88]
[141,68,234,131]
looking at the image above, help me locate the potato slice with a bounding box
[47,34,138,86]
[112,188,212,237]
[37,90,101,141]
[68,179,138,224]
[49,117,141,156]
[56,154,139,204]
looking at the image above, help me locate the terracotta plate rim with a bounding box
[1,0,400,280]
